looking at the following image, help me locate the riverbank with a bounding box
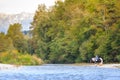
[0,63,120,70]
[0,63,18,70]
[98,63,120,68]
[72,63,120,68]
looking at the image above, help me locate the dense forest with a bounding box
[0,0,120,64]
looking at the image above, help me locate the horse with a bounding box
[90,57,103,66]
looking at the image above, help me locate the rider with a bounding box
[95,55,99,61]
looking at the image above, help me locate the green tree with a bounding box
[7,23,27,53]
[0,32,13,52]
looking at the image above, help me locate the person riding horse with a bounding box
[90,55,103,65]
[95,55,99,62]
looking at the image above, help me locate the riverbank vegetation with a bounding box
[0,50,43,65]
[0,23,43,65]
[0,0,120,64]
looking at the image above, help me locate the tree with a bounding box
[7,23,26,53]
[0,32,13,52]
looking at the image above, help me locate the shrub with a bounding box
[0,50,43,65]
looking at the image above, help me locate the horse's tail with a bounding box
[99,58,103,65]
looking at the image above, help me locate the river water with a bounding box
[0,64,120,80]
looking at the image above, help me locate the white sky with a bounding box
[0,0,56,14]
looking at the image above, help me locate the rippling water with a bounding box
[0,64,120,80]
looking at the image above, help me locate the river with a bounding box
[0,64,120,80]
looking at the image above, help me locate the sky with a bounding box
[0,0,56,14]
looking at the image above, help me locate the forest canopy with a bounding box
[31,0,120,63]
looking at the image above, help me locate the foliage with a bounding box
[0,22,44,65]
[7,23,28,53]
[0,33,14,52]
[0,50,43,65]
[31,0,120,63]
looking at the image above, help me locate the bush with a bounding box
[0,50,43,65]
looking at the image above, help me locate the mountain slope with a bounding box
[0,12,34,33]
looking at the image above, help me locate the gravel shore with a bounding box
[98,64,120,68]
[72,63,120,68]
[0,63,17,70]
[0,63,120,70]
